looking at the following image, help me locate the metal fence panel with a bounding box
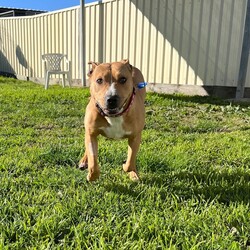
[0,0,248,88]
[0,7,80,82]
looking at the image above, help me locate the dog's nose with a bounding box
[106,95,119,109]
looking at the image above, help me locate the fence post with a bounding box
[80,0,86,87]
[236,0,250,99]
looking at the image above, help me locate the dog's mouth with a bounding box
[104,107,122,115]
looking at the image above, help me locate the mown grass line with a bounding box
[0,77,250,249]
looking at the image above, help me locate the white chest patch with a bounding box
[100,116,131,139]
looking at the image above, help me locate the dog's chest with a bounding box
[100,116,131,139]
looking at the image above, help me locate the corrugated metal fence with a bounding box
[0,0,249,93]
[0,6,80,82]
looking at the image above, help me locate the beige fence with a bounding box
[0,6,80,82]
[86,0,249,88]
[0,0,249,96]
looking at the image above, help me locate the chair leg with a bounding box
[45,72,50,90]
[62,74,66,88]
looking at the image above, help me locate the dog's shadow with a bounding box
[104,163,250,205]
[104,181,140,198]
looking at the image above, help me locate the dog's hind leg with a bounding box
[123,134,141,181]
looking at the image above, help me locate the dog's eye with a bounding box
[119,77,127,84]
[96,78,103,84]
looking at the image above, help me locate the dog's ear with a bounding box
[121,59,132,71]
[87,61,100,77]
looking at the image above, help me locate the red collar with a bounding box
[96,87,136,117]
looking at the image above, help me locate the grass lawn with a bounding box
[0,77,250,249]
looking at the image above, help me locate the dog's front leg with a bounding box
[85,133,100,181]
[79,151,88,170]
[123,133,141,181]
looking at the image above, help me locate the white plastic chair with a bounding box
[42,53,72,89]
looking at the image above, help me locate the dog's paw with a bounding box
[128,171,140,182]
[87,170,100,182]
[79,161,88,170]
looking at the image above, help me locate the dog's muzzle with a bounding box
[104,94,122,115]
[106,94,120,112]
[96,88,136,117]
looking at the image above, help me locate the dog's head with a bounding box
[88,59,134,116]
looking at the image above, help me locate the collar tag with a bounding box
[137,82,147,89]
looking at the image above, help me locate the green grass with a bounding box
[0,77,250,249]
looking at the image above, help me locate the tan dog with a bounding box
[79,59,146,181]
